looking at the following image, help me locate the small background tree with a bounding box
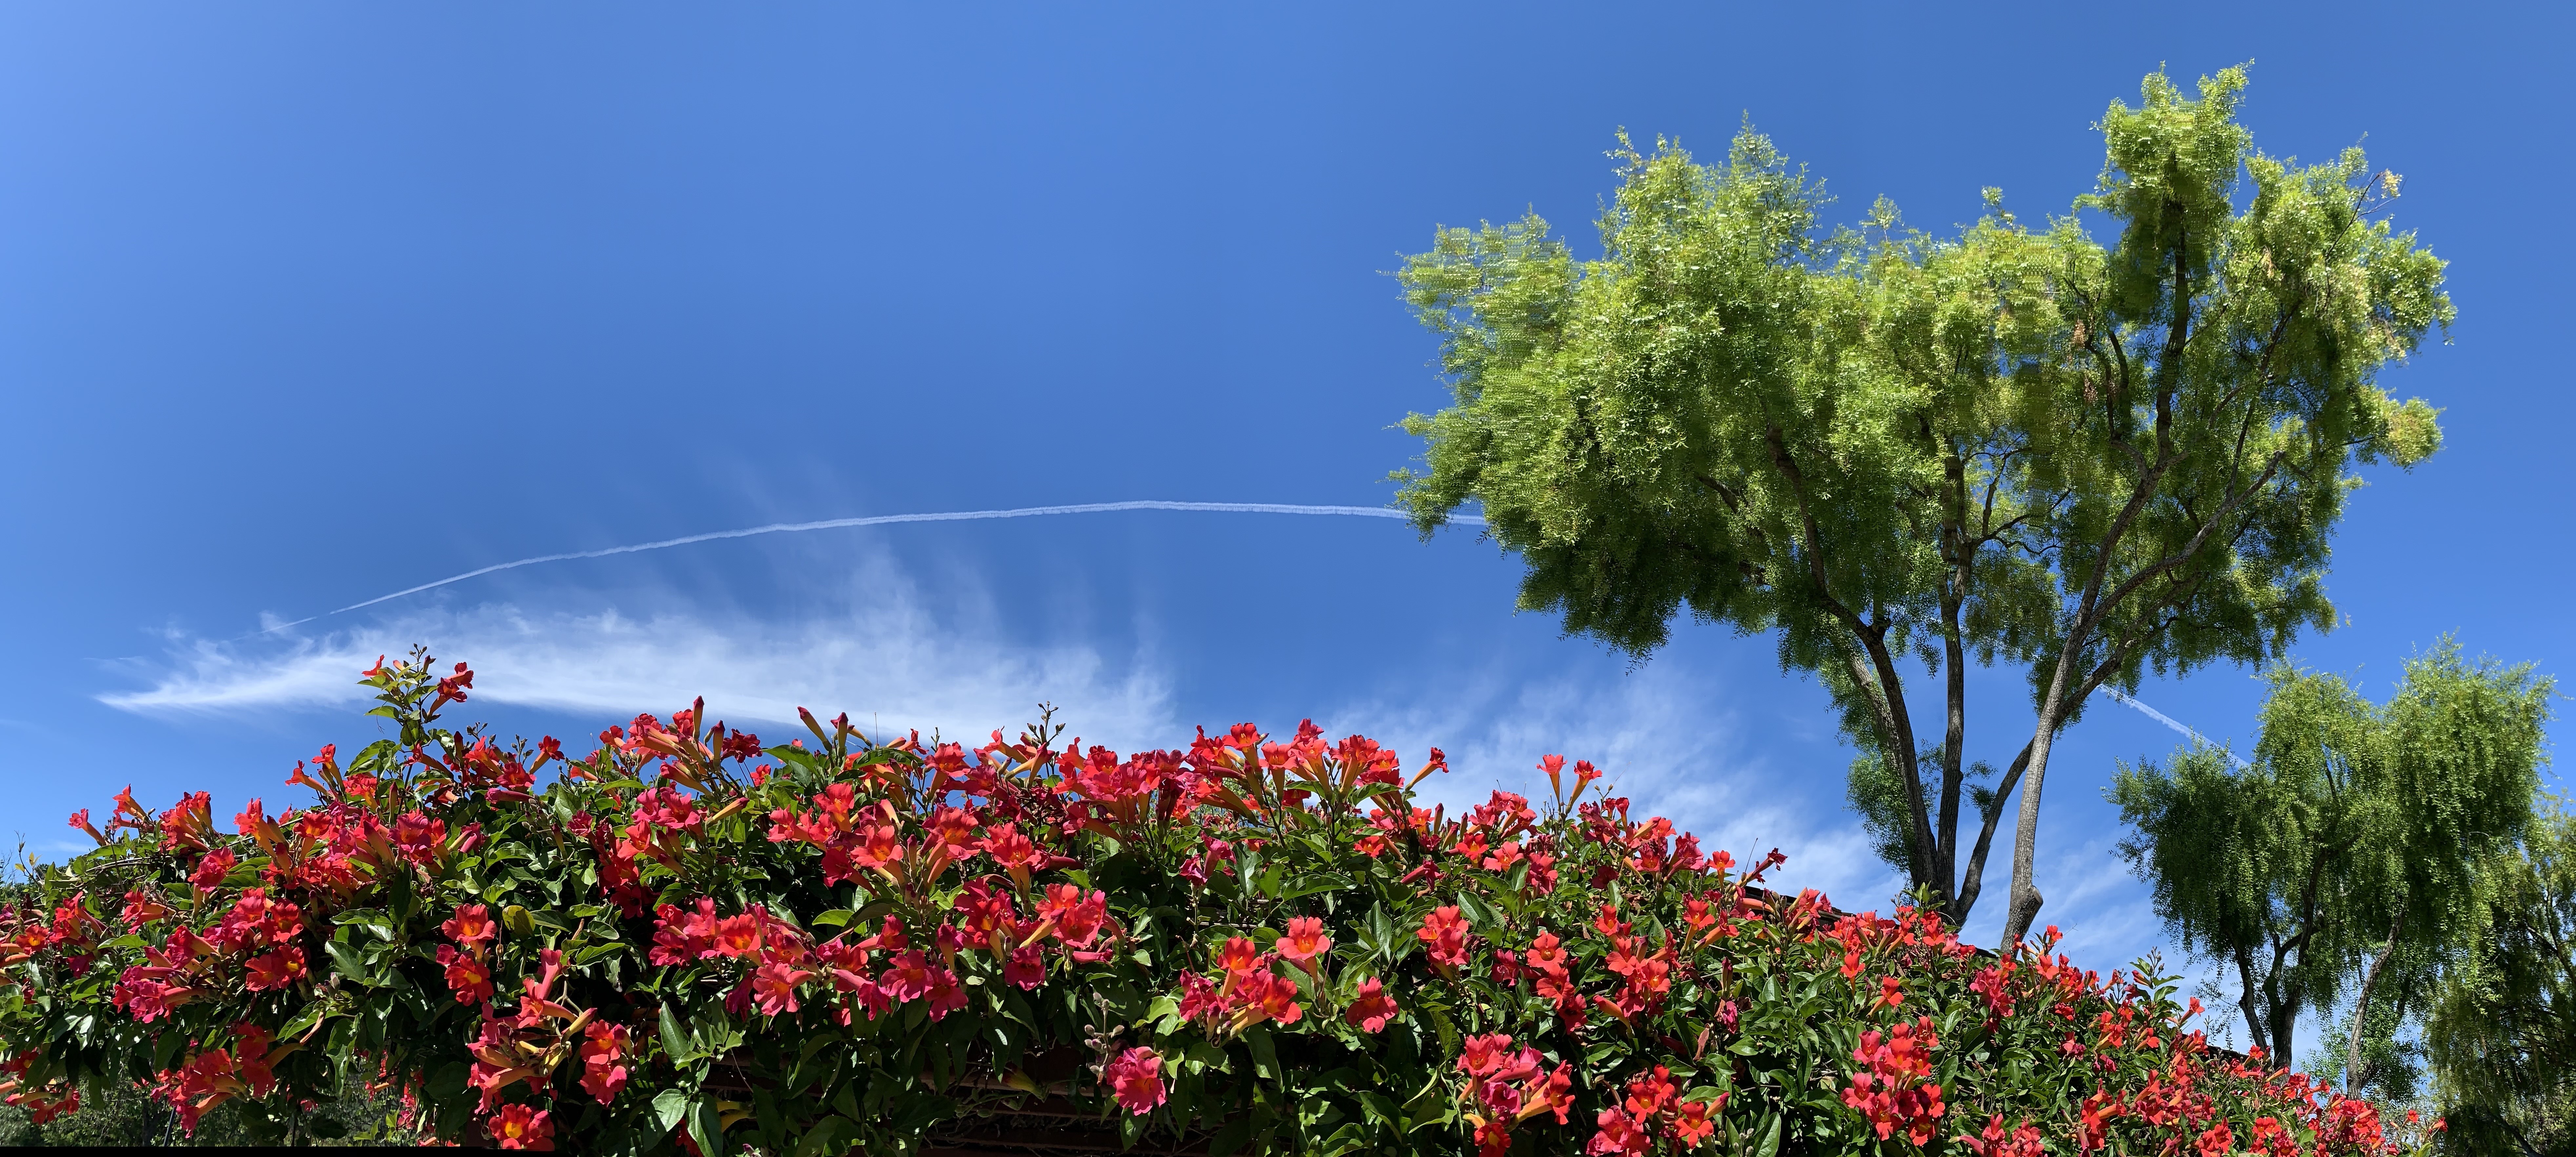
[2426,802,2576,1156]
[2111,641,2550,1073]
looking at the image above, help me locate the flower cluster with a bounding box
[0,652,2437,1156]
[1456,1033,1575,1155]
[1840,1016,1946,1145]
[1588,1065,1719,1155]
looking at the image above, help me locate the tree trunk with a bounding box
[1932,443,1972,912]
[2346,910,2405,1092]
[1936,595,1966,909]
[1842,646,1935,893]
[2000,641,2082,951]
[2233,944,2268,1060]
[1949,740,2032,924]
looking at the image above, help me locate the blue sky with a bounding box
[4,3,2567,1058]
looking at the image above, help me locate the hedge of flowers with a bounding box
[0,652,2431,1154]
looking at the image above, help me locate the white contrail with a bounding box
[2102,686,2252,769]
[246,500,2255,761]
[255,501,1483,635]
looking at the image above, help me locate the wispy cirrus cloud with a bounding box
[100,561,1177,745]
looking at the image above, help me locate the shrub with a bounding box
[0,652,2430,1154]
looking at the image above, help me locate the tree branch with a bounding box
[1763,422,1939,890]
[2346,906,2405,1093]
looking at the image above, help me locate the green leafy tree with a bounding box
[2311,938,2439,1107]
[2426,802,2576,1156]
[1392,67,2450,944]
[2110,642,2550,1070]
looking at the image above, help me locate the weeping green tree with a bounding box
[2425,803,2576,1156]
[2110,642,2551,1072]
[1393,66,2451,944]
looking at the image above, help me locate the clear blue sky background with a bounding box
[3,3,2565,1058]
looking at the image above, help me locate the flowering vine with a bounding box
[0,650,2437,1154]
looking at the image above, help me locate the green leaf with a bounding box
[327,1012,360,1061]
[809,908,854,928]
[661,1004,694,1062]
[1403,1073,1451,1132]
[1317,1122,1367,1156]
[1754,1111,1783,1157]
[276,1001,337,1042]
[689,1097,725,1157]
[1425,1004,1460,1058]
[797,1113,858,1157]
[1246,1024,1280,1081]
[653,1088,692,1132]
[324,941,381,987]
[1235,847,1262,896]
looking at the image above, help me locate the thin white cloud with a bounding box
[101,561,1176,746]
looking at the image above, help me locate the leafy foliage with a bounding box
[2111,641,2551,1076]
[2425,802,2576,1156]
[1391,66,2453,946]
[0,652,2431,1154]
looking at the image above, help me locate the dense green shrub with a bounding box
[0,652,2430,1153]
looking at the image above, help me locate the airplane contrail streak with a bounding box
[2102,686,2252,769]
[252,501,2248,772]
[253,501,1483,635]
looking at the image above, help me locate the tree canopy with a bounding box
[2110,642,2552,1072]
[1394,66,2450,943]
[2425,802,2576,1156]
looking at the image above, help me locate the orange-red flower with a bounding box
[444,905,498,955]
[751,962,814,1016]
[486,1103,551,1150]
[1345,976,1398,1033]
[714,913,764,960]
[1417,906,1469,969]
[1105,1047,1165,1116]
[243,947,306,992]
[436,945,494,1004]
[1276,917,1331,974]
[579,1022,631,1103]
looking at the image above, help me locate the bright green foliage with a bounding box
[2110,642,2551,1072]
[1393,67,2452,942]
[2426,803,2576,1155]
